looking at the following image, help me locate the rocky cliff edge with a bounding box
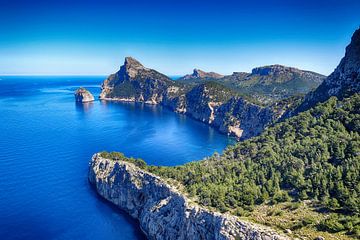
[89,154,288,240]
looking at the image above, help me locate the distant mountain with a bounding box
[100,58,296,139]
[294,27,360,113]
[178,69,224,83]
[210,65,326,102]
[100,57,184,104]
[177,65,325,103]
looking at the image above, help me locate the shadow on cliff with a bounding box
[87,182,147,240]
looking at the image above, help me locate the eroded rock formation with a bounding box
[89,154,288,240]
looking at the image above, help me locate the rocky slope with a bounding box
[177,65,325,103]
[100,57,185,104]
[74,87,94,102]
[178,69,224,83]
[89,154,288,240]
[217,65,325,102]
[294,27,360,113]
[100,58,294,139]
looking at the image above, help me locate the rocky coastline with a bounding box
[89,154,289,240]
[98,57,297,139]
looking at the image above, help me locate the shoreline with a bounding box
[89,153,289,240]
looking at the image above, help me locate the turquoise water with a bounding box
[0,76,233,239]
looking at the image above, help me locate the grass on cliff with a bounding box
[100,94,360,239]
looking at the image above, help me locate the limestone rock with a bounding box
[89,154,289,240]
[74,87,95,103]
[179,69,224,81]
[294,27,360,113]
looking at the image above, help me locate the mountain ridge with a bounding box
[99,59,300,139]
[293,27,360,114]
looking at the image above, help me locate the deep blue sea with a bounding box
[0,76,233,240]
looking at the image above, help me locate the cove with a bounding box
[0,76,233,239]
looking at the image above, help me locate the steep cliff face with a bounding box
[213,98,275,139]
[100,57,184,104]
[89,154,288,240]
[181,82,233,124]
[294,28,360,113]
[74,87,95,102]
[178,69,224,83]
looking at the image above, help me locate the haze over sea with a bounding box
[0,76,233,240]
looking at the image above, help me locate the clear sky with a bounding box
[0,0,359,76]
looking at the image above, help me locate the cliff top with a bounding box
[251,64,325,78]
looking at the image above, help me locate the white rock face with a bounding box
[74,87,95,103]
[89,154,289,240]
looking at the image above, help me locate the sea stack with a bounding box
[74,87,95,103]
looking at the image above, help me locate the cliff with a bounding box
[100,57,184,104]
[74,87,95,103]
[178,69,224,83]
[88,154,289,240]
[294,27,360,113]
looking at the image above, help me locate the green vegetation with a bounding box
[99,151,147,168]
[178,66,325,103]
[101,94,360,238]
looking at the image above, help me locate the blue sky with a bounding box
[0,0,359,76]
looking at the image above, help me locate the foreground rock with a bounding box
[74,87,95,103]
[89,154,288,240]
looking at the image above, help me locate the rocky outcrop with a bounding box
[213,98,275,139]
[99,57,184,104]
[294,28,360,113]
[179,69,224,81]
[166,82,279,139]
[74,87,95,103]
[89,154,289,240]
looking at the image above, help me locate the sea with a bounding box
[0,76,233,239]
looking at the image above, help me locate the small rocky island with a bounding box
[74,87,95,103]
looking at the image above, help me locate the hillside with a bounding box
[178,65,326,103]
[103,94,360,239]
[178,69,224,83]
[294,28,360,114]
[96,28,360,239]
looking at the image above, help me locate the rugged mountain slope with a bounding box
[178,65,325,103]
[177,69,224,84]
[100,58,296,139]
[144,93,360,239]
[294,27,360,113]
[89,153,288,240]
[100,57,185,104]
[93,28,360,240]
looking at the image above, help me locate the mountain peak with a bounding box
[251,65,302,76]
[179,69,223,81]
[294,27,360,113]
[192,69,206,78]
[124,57,144,68]
[121,57,147,78]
